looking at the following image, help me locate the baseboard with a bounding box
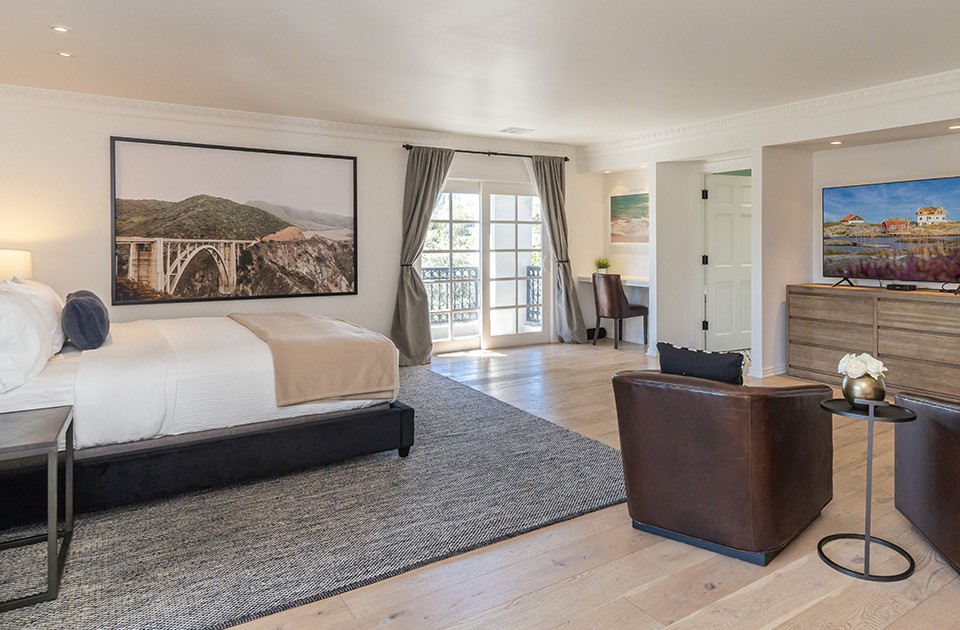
[749,363,788,379]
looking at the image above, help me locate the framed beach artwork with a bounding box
[111,137,357,305]
[609,191,650,245]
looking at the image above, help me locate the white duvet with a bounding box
[72,317,396,449]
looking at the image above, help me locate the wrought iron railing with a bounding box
[422,265,542,325]
[526,265,542,323]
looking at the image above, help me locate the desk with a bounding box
[818,398,916,582]
[577,274,650,288]
[0,406,75,611]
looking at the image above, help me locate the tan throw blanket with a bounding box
[228,313,399,406]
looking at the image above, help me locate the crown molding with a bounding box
[578,69,960,161]
[0,83,573,156]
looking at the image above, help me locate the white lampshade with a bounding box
[0,249,34,280]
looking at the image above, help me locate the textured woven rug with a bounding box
[0,367,625,629]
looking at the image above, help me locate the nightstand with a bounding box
[0,406,75,611]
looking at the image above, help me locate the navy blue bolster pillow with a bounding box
[657,342,744,385]
[62,290,110,350]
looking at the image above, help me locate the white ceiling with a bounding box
[3,1,960,146]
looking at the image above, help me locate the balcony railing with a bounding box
[422,265,542,325]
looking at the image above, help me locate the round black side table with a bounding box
[819,398,917,582]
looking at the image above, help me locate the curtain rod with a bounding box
[402,143,569,162]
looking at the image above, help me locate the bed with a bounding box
[0,311,414,526]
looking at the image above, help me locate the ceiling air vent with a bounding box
[498,127,535,134]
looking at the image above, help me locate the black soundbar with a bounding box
[886,283,917,291]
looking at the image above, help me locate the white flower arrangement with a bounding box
[838,352,887,380]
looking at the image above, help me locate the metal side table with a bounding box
[0,406,75,611]
[819,398,916,582]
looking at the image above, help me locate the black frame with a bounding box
[110,137,358,305]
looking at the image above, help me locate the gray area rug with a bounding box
[0,367,625,629]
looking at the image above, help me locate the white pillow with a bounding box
[0,291,53,393]
[0,278,65,354]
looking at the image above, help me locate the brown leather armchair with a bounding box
[592,273,647,349]
[612,371,834,565]
[894,393,960,574]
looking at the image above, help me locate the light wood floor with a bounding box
[239,342,960,629]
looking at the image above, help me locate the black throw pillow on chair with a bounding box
[657,342,744,385]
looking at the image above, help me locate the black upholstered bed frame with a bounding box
[0,400,414,527]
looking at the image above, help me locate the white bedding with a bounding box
[1,317,398,449]
[0,345,80,413]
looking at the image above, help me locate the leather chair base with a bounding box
[632,512,821,567]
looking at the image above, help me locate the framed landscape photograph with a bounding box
[609,191,649,245]
[111,137,357,304]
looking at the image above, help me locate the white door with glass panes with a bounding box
[482,184,551,348]
[419,181,550,353]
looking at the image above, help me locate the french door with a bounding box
[420,181,551,353]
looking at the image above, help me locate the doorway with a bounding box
[420,181,551,353]
[703,173,752,352]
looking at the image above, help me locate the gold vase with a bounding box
[841,375,886,409]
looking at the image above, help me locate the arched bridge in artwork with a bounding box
[116,237,256,295]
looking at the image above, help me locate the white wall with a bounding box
[813,133,960,288]
[755,147,813,377]
[651,162,703,350]
[0,91,581,337]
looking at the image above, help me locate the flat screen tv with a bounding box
[822,175,960,284]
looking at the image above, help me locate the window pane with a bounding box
[431,312,450,341]
[452,193,480,221]
[452,252,479,269]
[424,222,449,251]
[491,194,516,221]
[517,223,540,249]
[490,279,516,307]
[426,281,449,312]
[451,280,479,312]
[518,278,542,306]
[531,197,542,222]
[490,308,517,336]
[517,196,536,222]
[452,314,480,339]
[421,253,449,271]
[517,251,539,274]
[490,252,517,279]
[432,193,450,220]
[451,222,479,251]
[491,223,515,250]
[519,307,543,332]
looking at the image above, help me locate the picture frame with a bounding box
[609,191,649,245]
[111,137,357,305]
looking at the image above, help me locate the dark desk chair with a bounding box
[592,273,647,349]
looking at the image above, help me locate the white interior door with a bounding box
[704,174,752,351]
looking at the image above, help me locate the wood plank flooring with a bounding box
[238,342,959,629]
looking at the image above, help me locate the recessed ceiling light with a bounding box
[57,51,73,58]
[603,170,611,174]
[950,125,960,130]
[51,25,71,32]
[830,141,843,145]
[498,127,535,135]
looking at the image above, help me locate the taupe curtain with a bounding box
[391,146,455,365]
[530,155,588,343]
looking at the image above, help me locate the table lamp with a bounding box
[0,249,33,280]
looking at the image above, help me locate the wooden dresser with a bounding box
[787,284,960,402]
